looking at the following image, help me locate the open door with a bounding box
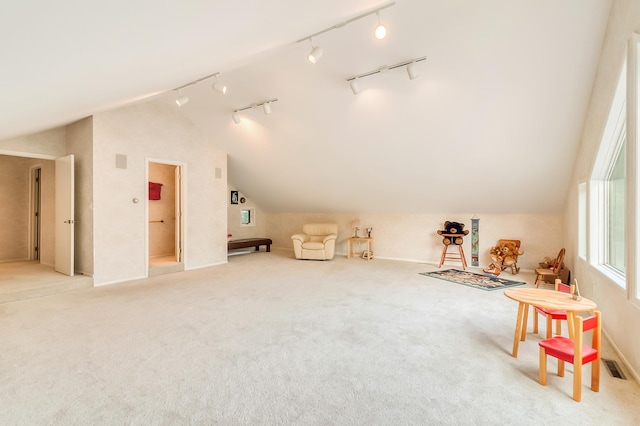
[55,154,74,276]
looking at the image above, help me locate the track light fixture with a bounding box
[374,11,387,40]
[175,89,189,107]
[297,2,395,63]
[212,73,227,94]
[232,98,279,124]
[346,56,426,94]
[172,71,226,105]
[350,78,361,95]
[307,39,323,64]
[406,62,419,80]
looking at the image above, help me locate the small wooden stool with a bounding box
[438,234,467,270]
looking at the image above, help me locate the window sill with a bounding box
[593,263,626,289]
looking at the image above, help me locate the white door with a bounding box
[55,154,74,276]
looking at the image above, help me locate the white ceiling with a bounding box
[0,0,612,214]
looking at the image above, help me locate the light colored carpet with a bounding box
[1,250,639,425]
[0,260,93,304]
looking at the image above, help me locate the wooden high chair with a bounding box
[438,234,468,270]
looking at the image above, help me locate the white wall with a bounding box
[227,185,267,241]
[0,127,67,158]
[0,156,34,262]
[564,0,640,381]
[267,212,562,270]
[92,100,228,285]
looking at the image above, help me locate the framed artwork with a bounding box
[230,190,239,204]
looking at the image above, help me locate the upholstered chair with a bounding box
[291,223,338,260]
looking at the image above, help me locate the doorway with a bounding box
[148,161,184,276]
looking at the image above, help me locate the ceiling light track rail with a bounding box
[172,72,227,106]
[233,98,279,114]
[232,98,279,124]
[347,56,426,82]
[174,72,222,91]
[295,1,395,43]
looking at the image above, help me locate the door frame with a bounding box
[29,166,42,260]
[0,150,61,268]
[145,158,186,276]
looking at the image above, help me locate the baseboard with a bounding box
[602,328,640,384]
[184,260,228,270]
[94,274,147,287]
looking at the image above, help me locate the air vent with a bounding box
[603,358,627,380]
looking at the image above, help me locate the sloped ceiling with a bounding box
[0,0,612,214]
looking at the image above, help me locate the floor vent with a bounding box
[603,358,627,380]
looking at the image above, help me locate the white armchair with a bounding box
[291,223,338,260]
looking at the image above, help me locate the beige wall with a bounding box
[92,100,227,285]
[266,212,561,270]
[227,185,267,241]
[0,127,71,268]
[149,163,176,258]
[0,127,66,158]
[564,0,640,381]
[0,100,228,285]
[0,155,33,261]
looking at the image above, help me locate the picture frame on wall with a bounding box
[231,190,239,204]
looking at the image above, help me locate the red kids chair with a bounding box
[539,310,601,402]
[533,279,571,338]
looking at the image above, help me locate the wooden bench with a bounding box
[228,238,272,252]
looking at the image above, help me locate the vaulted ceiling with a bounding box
[0,0,612,213]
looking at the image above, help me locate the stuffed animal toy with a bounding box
[483,263,502,276]
[486,239,524,275]
[437,221,469,245]
[499,241,523,274]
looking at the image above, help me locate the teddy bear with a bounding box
[499,241,523,274]
[483,245,505,275]
[437,221,469,245]
[486,240,524,275]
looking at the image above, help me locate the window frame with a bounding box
[240,208,255,227]
[590,56,627,289]
[578,181,587,260]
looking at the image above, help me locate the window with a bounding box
[606,137,626,274]
[578,182,587,260]
[590,58,626,288]
[240,208,254,226]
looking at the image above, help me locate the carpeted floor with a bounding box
[1,250,639,425]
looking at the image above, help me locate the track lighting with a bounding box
[346,56,426,94]
[406,62,419,80]
[350,78,361,95]
[374,12,387,40]
[232,98,278,124]
[175,90,189,107]
[297,2,395,62]
[172,71,226,105]
[212,73,227,94]
[307,39,323,64]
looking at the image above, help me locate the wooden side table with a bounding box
[348,237,374,260]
